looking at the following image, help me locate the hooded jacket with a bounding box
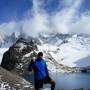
[28,58,49,80]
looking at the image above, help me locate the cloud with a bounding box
[70,12,90,34]
[22,13,49,37]
[22,0,50,37]
[23,0,88,35]
[1,0,90,37]
[48,0,83,34]
[61,0,74,7]
[0,21,16,34]
[22,0,83,35]
[0,21,20,36]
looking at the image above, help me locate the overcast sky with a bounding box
[0,0,90,36]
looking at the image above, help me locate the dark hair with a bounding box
[37,52,43,57]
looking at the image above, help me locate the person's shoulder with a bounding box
[42,58,46,63]
[35,58,38,61]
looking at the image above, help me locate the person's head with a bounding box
[37,52,43,58]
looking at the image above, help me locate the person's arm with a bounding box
[28,59,35,72]
[28,64,33,72]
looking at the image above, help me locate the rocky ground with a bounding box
[0,67,34,90]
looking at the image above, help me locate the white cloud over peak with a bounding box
[70,13,90,34]
[0,22,16,34]
[0,0,90,37]
[23,13,49,36]
[51,0,82,34]
[23,0,83,35]
[0,21,20,37]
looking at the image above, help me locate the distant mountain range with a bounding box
[0,32,90,73]
[0,32,90,89]
[0,32,17,48]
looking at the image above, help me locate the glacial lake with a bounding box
[24,72,90,90]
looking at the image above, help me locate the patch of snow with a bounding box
[23,52,32,57]
[0,77,11,90]
[0,48,9,65]
[38,35,90,68]
[43,88,50,90]
[18,43,27,50]
[23,51,36,57]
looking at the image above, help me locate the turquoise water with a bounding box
[50,72,90,89]
[24,72,90,90]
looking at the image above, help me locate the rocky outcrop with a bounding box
[0,67,34,90]
[1,37,38,75]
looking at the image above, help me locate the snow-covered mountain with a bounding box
[38,33,90,68]
[0,32,17,48]
[0,32,6,47]
[0,36,63,74]
[0,32,90,73]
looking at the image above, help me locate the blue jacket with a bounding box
[28,58,49,80]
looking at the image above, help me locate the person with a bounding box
[28,52,56,90]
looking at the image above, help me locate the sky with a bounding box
[0,0,90,36]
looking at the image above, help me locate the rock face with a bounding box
[1,37,38,75]
[1,49,17,70]
[0,67,34,90]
